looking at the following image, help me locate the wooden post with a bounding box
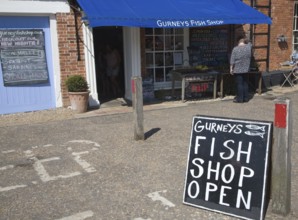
[271,97,292,215]
[220,73,224,98]
[257,71,262,95]
[213,74,217,99]
[131,76,144,140]
[181,77,186,102]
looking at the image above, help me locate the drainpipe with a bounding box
[73,7,81,61]
[68,0,81,61]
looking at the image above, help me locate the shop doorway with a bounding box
[93,27,124,103]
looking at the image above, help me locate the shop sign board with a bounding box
[183,115,272,220]
[0,29,49,86]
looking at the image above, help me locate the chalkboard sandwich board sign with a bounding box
[0,29,49,86]
[183,115,272,220]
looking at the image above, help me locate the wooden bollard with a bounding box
[271,97,292,215]
[131,76,144,140]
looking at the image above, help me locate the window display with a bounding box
[144,28,184,84]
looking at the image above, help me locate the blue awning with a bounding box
[76,0,272,28]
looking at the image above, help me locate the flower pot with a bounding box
[68,91,89,113]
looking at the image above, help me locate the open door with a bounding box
[93,27,125,103]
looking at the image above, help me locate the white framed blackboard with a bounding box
[0,29,49,86]
[183,115,272,220]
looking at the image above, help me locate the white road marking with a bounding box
[24,150,33,157]
[0,164,27,192]
[1,140,100,193]
[56,210,94,220]
[33,157,81,182]
[0,184,27,192]
[24,153,81,182]
[1,150,16,154]
[42,144,54,148]
[134,218,152,220]
[72,151,96,173]
[147,190,175,210]
[0,165,14,171]
[67,140,100,148]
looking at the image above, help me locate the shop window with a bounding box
[293,3,298,50]
[144,28,184,86]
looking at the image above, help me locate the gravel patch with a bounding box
[0,108,76,127]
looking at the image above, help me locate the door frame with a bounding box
[84,26,141,106]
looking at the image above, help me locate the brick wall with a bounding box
[56,11,86,107]
[269,0,294,70]
[243,0,294,71]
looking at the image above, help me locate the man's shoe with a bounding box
[233,99,243,103]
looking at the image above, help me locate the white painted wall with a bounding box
[49,14,63,107]
[82,25,99,107]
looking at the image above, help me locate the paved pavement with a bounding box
[0,85,298,220]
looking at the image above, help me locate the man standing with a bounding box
[230,36,252,103]
[105,44,121,97]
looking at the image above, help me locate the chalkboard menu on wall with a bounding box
[184,115,272,220]
[189,27,228,67]
[0,29,49,86]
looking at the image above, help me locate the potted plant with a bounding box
[65,75,89,113]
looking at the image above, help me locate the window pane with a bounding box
[165,52,173,66]
[175,29,183,35]
[155,36,164,50]
[146,53,154,67]
[145,29,153,35]
[165,36,173,50]
[145,69,154,82]
[155,53,164,66]
[175,36,184,50]
[165,29,174,35]
[165,67,173,81]
[155,28,163,35]
[145,36,154,50]
[155,68,164,82]
[295,16,298,30]
[174,52,183,65]
[294,32,298,44]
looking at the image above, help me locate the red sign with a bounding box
[274,104,287,128]
[131,79,136,94]
[191,83,209,92]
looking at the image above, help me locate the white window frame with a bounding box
[144,28,188,90]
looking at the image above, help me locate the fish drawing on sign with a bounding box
[245,124,266,131]
[245,130,265,138]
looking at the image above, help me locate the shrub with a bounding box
[65,75,89,92]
